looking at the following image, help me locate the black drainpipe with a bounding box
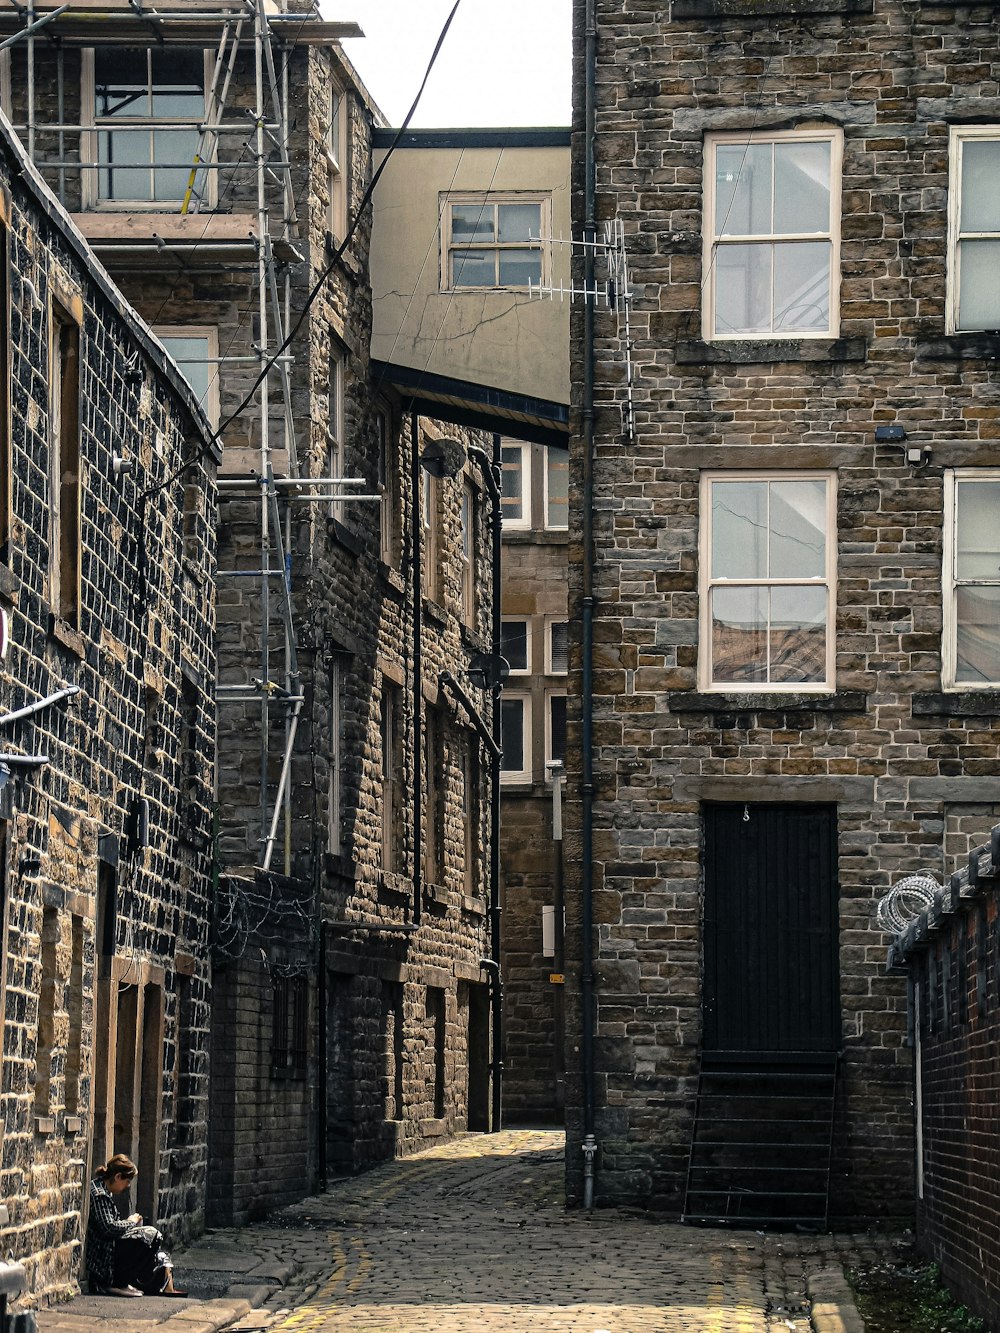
[410,404,422,927]
[581,0,598,1209]
[489,430,503,1131]
[317,918,327,1190]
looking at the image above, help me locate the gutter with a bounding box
[580,0,599,1210]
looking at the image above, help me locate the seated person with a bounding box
[86,1153,187,1297]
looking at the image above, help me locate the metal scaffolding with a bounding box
[0,0,365,872]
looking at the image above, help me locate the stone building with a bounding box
[0,107,218,1307]
[1,5,571,1231]
[498,436,570,1122]
[565,0,1000,1225]
[368,128,573,1130]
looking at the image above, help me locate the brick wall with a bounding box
[893,834,1000,1331]
[0,114,217,1304]
[565,0,1000,1217]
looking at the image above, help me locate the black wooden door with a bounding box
[703,804,840,1053]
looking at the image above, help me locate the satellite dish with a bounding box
[419,437,467,479]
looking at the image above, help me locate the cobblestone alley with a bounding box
[35,1129,902,1333]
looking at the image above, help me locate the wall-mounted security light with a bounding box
[419,437,467,479]
[874,424,907,443]
[112,454,135,481]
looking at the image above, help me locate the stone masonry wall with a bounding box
[0,117,217,1305]
[565,0,1000,1218]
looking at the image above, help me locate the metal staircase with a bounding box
[682,1051,838,1229]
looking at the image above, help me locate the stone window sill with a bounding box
[326,515,361,555]
[668,690,868,714]
[918,334,1000,362]
[424,881,456,911]
[913,691,1000,717]
[379,562,406,597]
[423,597,447,628]
[378,870,412,901]
[502,530,569,546]
[461,623,489,655]
[672,0,870,14]
[48,614,86,659]
[461,894,486,916]
[675,337,867,366]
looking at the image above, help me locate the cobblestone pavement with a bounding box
[34,1130,906,1333]
[227,1130,901,1333]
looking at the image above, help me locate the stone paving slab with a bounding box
[28,1130,903,1333]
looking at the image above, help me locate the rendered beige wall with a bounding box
[370,144,570,408]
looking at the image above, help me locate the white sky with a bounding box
[328,0,572,129]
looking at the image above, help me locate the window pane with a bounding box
[773,141,831,235]
[546,451,568,528]
[550,621,568,674]
[715,143,772,236]
[711,481,767,580]
[500,699,525,773]
[961,139,1000,234]
[549,696,567,765]
[956,587,1000,684]
[451,249,495,287]
[498,203,542,242]
[95,48,149,118]
[501,446,525,523]
[769,480,827,579]
[452,205,495,242]
[501,621,528,672]
[715,243,772,335]
[958,240,1000,331]
[711,586,767,683]
[149,49,204,118]
[498,249,542,286]
[461,488,472,561]
[773,241,830,333]
[956,480,1000,579]
[98,129,150,201]
[159,335,211,409]
[770,586,827,684]
[152,129,199,200]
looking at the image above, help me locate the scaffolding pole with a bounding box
[6,0,351,874]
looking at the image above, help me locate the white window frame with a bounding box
[702,127,842,342]
[501,441,532,531]
[153,325,219,426]
[441,193,551,292]
[946,126,1000,335]
[699,471,837,693]
[461,479,475,626]
[544,448,569,531]
[501,617,531,676]
[327,344,344,520]
[544,691,567,780]
[942,469,1000,690]
[376,404,396,566]
[500,693,532,785]
[421,466,439,601]
[82,49,215,211]
[327,83,348,243]
[545,617,569,676]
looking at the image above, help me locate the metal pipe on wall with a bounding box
[410,405,422,928]
[581,0,599,1210]
[489,430,503,1131]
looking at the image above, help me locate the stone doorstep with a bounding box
[806,1266,866,1333]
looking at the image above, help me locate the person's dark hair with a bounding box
[95,1153,137,1183]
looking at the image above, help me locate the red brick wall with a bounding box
[908,881,1000,1329]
